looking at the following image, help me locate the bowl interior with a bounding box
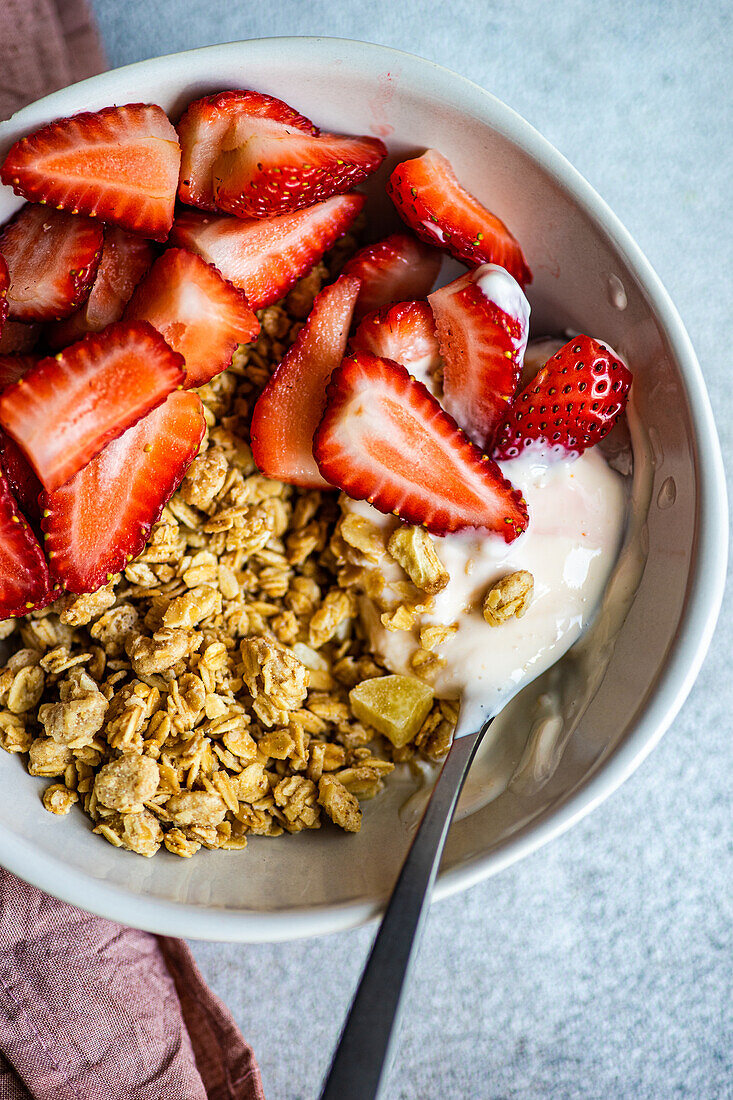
[0,40,724,941]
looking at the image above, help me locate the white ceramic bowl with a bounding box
[0,39,726,942]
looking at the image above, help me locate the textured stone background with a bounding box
[89,3,733,1097]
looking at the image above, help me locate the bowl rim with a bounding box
[0,36,727,943]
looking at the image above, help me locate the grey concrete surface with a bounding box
[89,2,733,1097]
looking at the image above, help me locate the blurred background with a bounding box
[87,2,732,1097]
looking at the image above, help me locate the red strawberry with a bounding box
[169,193,364,310]
[387,149,532,285]
[0,253,8,333]
[0,321,185,492]
[0,320,40,353]
[204,94,385,218]
[251,273,361,488]
[313,351,528,539]
[0,354,36,391]
[1,104,181,241]
[0,471,53,616]
[429,265,530,449]
[46,227,154,350]
[124,247,259,388]
[177,90,318,211]
[0,204,103,323]
[42,391,205,593]
[0,431,42,521]
[493,335,633,460]
[351,301,441,384]
[342,232,442,321]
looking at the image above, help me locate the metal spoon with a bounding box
[319,717,492,1100]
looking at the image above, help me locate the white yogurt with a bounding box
[344,444,626,722]
[474,263,530,356]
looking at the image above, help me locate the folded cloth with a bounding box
[0,5,266,1098]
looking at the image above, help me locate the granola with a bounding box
[0,252,456,858]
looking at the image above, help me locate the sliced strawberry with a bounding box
[209,99,385,217]
[47,227,154,350]
[0,431,42,521]
[0,253,8,334]
[251,274,361,488]
[429,264,530,449]
[177,90,318,212]
[0,204,103,323]
[1,104,180,241]
[0,320,40,353]
[351,301,441,385]
[124,247,259,388]
[493,335,633,460]
[342,233,442,321]
[0,471,53,616]
[170,193,364,310]
[42,391,205,594]
[387,149,531,285]
[0,321,185,492]
[0,354,37,391]
[313,351,528,539]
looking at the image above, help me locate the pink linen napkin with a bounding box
[0,5,266,1098]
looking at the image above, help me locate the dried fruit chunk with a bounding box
[387,525,449,594]
[349,674,434,748]
[482,570,534,625]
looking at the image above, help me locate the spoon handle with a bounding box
[319,721,489,1100]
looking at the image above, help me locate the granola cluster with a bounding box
[0,243,458,859]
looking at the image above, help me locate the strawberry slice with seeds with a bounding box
[251,273,361,488]
[0,320,40,353]
[429,264,530,449]
[1,104,181,241]
[209,99,386,217]
[169,193,364,310]
[351,300,441,385]
[493,335,633,460]
[42,390,205,594]
[124,247,259,388]
[0,204,103,323]
[313,351,528,539]
[0,431,42,522]
[387,149,532,285]
[47,227,154,350]
[0,321,185,492]
[0,353,36,391]
[177,90,318,212]
[342,232,442,322]
[0,471,53,616]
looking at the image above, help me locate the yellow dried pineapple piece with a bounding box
[349,675,434,747]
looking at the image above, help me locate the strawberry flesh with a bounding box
[1,103,181,241]
[351,300,441,383]
[342,232,442,321]
[177,90,318,211]
[42,390,205,593]
[251,273,361,488]
[0,204,103,323]
[313,351,528,539]
[170,193,364,310]
[47,226,154,350]
[0,431,42,522]
[124,247,259,388]
[493,335,633,460]
[387,149,532,285]
[429,266,529,449]
[0,320,185,492]
[0,471,53,616]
